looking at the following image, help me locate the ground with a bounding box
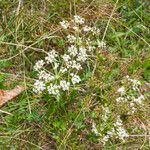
[0,0,150,149]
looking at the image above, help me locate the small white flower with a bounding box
[72,60,82,70]
[60,67,67,73]
[130,102,134,107]
[116,97,124,102]
[91,122,99,136]
[132,79,141,85]
[60,80,70,91]
[91,27,100,35]
[45,50,58,64]
[117,86,125,95]
[74,15,85,24]
[47,84,60,95]
[117,127,128,140]
[131,107,136,114]
[83,26,92,32]
[60,20,69,29]
[67,35,76,43]
[33,80,45,93]
[73,26,79,31]
[114,116,129,140]
[68,45,78,56]
[79,47,87,55]
[54,62,59,70]
[77,54,87,62]
[98,41,106,48]
[66,60,73,69]
[138,95,145,100]
[62,54,71,62]
[77,47,87,62]
[133,95,145,104]
[102,135,109,143]
[127,77,141,91]
[34,60,45,71]
[71,73,81,85]
[86,38,92,45]
[115,117,123,126]
[38,70,54,82]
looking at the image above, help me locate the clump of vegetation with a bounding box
[0,0,149,149]
[33,15,104,97]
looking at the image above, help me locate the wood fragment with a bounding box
[0,86,25,107]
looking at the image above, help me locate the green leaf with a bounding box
[0,60,12,68]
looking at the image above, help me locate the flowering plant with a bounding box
[116,76,145,114]
[32,15,148,147]
[91,76,146,145]
[92,107,128,145]
[33,15,106,97]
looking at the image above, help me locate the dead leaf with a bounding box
[0,86,26,107]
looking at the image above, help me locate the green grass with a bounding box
[0,0,150,149]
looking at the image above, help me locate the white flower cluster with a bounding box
[126,75,141,91]
[91,122,100,136]
[48,84,60,95]
[91,107,128,144]
[102,108,127,143]
[60,20,69,29]
[114,116,128,140]
[74,15,85,24]
[34,60,45,71]
[116,76,145,114]
[45,49,58,64]
[117,86,125,95]
[33,80,45,93]
[91,77,146,144]
[33,15,102,96]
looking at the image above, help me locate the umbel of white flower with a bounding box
[60,80,70,91]
[45,50,58,64]
[33,80,45,93]
[71,73,81,85]
[60,20,69,29]
[34,60,45,71]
